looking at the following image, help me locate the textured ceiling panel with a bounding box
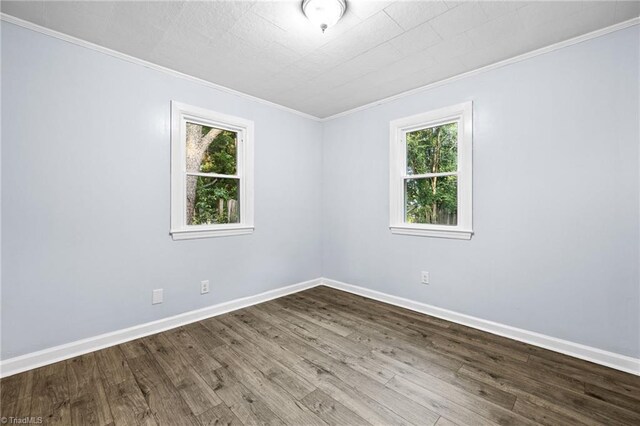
[2,1,639,118]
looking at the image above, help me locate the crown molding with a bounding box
[320,16,640,121]
[0,13,321,122]
[2,13,638,122]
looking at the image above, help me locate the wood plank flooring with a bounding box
[1,286,639,425]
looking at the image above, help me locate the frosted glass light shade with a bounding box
[302,0,346,33]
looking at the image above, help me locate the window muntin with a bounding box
[171,102,254,240]
[390,102,472,239]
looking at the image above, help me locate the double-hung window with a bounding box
[170,102,254,240]
[389,101,473,239]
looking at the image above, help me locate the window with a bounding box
[170,102,254,240]
[389,101,473,239]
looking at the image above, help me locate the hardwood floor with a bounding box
[1,286,639,425]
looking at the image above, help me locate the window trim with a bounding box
[389,101,473,240]
[170,101,254,240]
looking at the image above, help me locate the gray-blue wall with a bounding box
[1,22,323,359]
[2,22,639,360]
[322,26,640,358]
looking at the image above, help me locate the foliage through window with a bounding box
[390,102,473,239]
[171,102,254,240]
[405,123,458,225]
[186,124,239,225]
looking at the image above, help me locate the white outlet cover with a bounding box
[152,289,163,304]
[201,280,210,294]
[421,271,429,284]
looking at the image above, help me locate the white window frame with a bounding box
[389,101,473,240]
[170,101,254,240]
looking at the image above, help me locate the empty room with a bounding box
[1,0,639,425]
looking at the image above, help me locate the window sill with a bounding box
[170,226,254,240]
[390,225,473,240]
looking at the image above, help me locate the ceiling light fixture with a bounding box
[302,0,346,33]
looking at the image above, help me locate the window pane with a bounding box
[186,176,240,225]
[186,122,237,174]
[405,176,457,225]
[406,122,457,175]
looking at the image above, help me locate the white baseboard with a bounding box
[0,278,321,378]
[3,276,638,378]
[321,278,640,376]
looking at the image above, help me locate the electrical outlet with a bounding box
[152,289,163,304]
[201,280,210,294]
[421,271,430,285]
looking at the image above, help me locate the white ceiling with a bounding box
[2,1,639,118]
